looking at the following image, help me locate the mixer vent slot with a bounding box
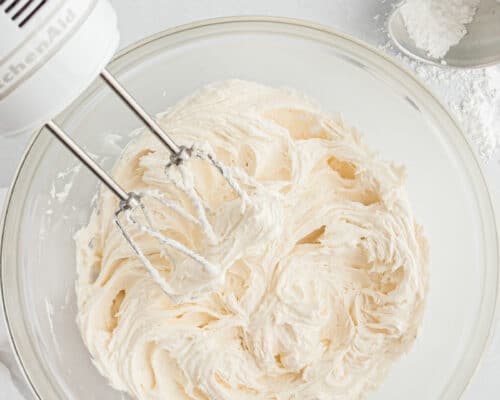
[1,0,48,28]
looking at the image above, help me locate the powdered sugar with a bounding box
[388,0,500,161]
[400,0,480,59]
[402,57,500,160]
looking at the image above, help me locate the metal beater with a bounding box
[46,69,247,298]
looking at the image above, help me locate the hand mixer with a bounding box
[0,0,247,298]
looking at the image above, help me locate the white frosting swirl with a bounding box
[76,80,428,400]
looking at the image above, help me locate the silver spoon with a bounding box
[388,0,500,68]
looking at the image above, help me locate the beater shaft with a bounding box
[45,120,129,202]
[100,68,181,156]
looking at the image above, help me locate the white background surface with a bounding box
[1,1,500,399]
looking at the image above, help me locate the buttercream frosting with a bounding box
[76,80,428,400]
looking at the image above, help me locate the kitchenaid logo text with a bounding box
[0,5,79,99]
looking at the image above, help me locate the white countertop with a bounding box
[1,1,500,399]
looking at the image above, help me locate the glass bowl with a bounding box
[1,17,498,400]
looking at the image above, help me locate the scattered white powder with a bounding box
[401,56,500,160]
[400,0,480,59]
[387,1,500,160]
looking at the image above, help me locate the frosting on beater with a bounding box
[76,80,428,400]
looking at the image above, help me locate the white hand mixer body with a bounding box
[0,0,118,134]
[0,0,248,299]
